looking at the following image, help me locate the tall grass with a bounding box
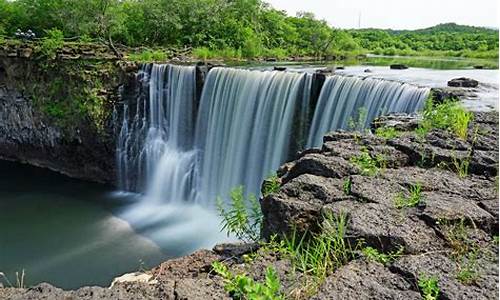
[419,98,473,140]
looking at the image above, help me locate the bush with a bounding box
[128,49,168,62]
[419,98,473,139]
[216,186,262,242]
[39,28,64,59]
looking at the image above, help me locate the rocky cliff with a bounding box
[1,110,497,300]
[0,42,137,183]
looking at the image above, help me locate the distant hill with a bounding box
[397,23,499,34]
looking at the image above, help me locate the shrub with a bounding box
[128,49,168,62]
[216,186,262,242]
[419,98,473,139]
[212,261,284,300]
[40,28,64,59]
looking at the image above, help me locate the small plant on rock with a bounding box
[216,186,262,242]
[418,274,440,300]
[350,148,379,176]
[361,246,404,265]
[262,173,281,197]
[394,183,423,208]
[39,28,64,59]
[343,177,352,195]
[456,249,480,285]
[212,261,284,300]
[375,127,401,139]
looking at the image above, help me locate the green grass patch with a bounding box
[418,274,440,300]
[394,183,423,208]
[212,261,284,300]
[350,148,384,176]
[361,246,404,265]
[128,49,169,62]
[375,127,401,139]
[419,98,473,140]
[342,177,352,195]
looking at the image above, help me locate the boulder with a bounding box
[448,77,479,88]
[390,64,408,69]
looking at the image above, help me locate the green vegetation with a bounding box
[350,23,498,59]
[38,28,64,59]
[128,49,168,62]
[216,186,262,242]
[283,213,354,281]
[418,274,440,300]
[1,1,496,60]
[262,174,281,197]
[456,250,480,285]
[418,98,473,140]
[342,177,352,195]
[212,261,284,300]
[349,148,385,176]
[375,127,401,139]
[361,246,403,265]
[394,183,423,208]
[0,270,25,288]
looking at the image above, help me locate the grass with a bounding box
[283,212,354,281]
[342,177,352,195]
[418,274,440,300]
[212,261,284,300]
[216,186,262,242]
[262,173,281,197]
[361,246,404,265]
[418,98,473,140]
[349,148,381,176]
[394,183,423,208]
[456,249,480,285]
[375,127,401,139]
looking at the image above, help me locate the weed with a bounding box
[418,98,473,140]
[216,186,262,242]
[456,249,479,285]
[212,261,284,300]
[418,274,440,300]
[439,218,476,259]
[128,49,169,62]
[375,127,401,139]
[350,148,379,176]
[0,270,25,288]
[262,173,281,197]
[343,177,352,195]
[39,28,64,59]
[451,152,470,178]
[284,212,354,281]
[361,246,404,265]
[394,183,423,208]
[348,107,369,133]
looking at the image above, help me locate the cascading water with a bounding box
[307,75,429,147]
[116,64,197,202]
[194,68,312,202]
[114,64,429,254]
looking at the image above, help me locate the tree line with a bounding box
[0,0,498,59]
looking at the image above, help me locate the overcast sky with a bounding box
[266,0,499,30]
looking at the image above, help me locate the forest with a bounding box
[0,0,498,59]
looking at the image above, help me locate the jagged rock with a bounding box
[371,113,421,132]
[311,260,421,300]
[213,242,260,257]
[390,64,408,69]
[324,201,445,253]
[392,251,499,300]
[174,279,229,300]
[448,77,479,88]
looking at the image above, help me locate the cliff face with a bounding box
[0,42,137,184]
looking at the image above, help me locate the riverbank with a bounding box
[1,109,497,299]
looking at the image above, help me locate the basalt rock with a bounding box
[448,77,479,88]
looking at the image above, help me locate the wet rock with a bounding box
[311,260,421,300]
[448,77,479,88]
[371,113,421,132]
[390,64,408,70]
[273,66,286,71]
[213,242,260,258]
[282,153,356,183]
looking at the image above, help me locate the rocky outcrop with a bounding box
[1,112,498,299]
[0,53,138,183]
[448,77,479,88]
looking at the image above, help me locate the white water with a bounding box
[195,68,312,202]
[307,75,429,147]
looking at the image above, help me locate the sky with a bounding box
[266,0,499,30]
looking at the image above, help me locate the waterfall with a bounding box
[194,68,313,202]
[307,75,429,147]
[116,64,197,203]
[117,64,429,206]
